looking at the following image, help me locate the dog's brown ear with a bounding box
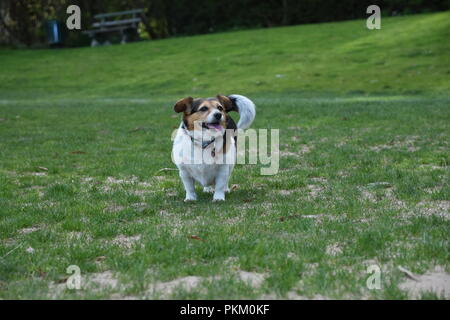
[217,95,237,112]
[174,97,193,113]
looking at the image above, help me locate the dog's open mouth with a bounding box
[202,122,223,131]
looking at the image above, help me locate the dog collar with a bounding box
[198,137,215,149]
[181,123,217,157]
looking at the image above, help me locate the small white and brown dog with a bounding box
[172,94,256,201]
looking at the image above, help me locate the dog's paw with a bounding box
[184,194,197,202]
[212,193,225,202]
[203,186,214,193]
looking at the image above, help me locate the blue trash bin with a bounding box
[46,20,64,46]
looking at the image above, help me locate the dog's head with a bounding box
[174,95,237,135]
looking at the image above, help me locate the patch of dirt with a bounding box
[298,144,312,154]
[111,235,141,249]
[287,252,297,260]
[285,292,330,300]
[251,182,267,190]
[279,190,294,196]
[279,144,312,158]
[132,190,148,196]
[18,226,40,235]
[337,170,350,177]
[130,202,148,212]
[146,270,266,298]
[236,271,266,289]
[326,243,343,256]
[279,150,300,158]
[101,176,152,193]
[367,181,392,188]
[81,177,95,183]
[156,214,186,236]
[89,271,119,290]
[307,184,323,198]
[259,290,329,300]
[419,164,446,170]
[224,215,243,225]
[302,263,319,277]
[358,184,405,209]
[310,177,327,183]
[301,214,325,219]
[369,135,420,153]
[30,172,47,177]
[67,231,92,242]
[398,266,450,299]
[424,186,444,194]
[360,189,377,202]
[416,200,450,220]
[106,176,138,185]
[48,270,121,298]
[2,238,16,247]
[147,276,207,298]
[279,213,344,224]
[40,201,57,209]
[104,204,125,213]
[109,293,139,300]
[224,256,240,270]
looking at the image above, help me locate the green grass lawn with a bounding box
[0,12,449,299]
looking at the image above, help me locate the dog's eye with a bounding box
[217,106,224,111]
[200,106,208,112]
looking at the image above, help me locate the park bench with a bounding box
[83,9,144,46]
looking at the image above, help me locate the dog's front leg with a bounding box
[180,170,197,201]
[213,166,229,201]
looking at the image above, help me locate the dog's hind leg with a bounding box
[225,164,235,193]
[180,171,197,201]
[213,166,230,201]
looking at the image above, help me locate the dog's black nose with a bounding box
[214,113,221,120]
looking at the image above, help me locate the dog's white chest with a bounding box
[183,163,220,186]
[172,127,235,187]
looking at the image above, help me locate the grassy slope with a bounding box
[0,13,449,300]
[0,12,449,99]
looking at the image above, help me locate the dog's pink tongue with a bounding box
[207,123,222,131]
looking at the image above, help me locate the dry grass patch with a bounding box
[111,235,141,249]
[398,266,450,299]
[18,226,41,235]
